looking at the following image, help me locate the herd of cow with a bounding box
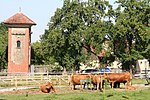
[40,72,136,93]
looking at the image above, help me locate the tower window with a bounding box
[17,40,21,48]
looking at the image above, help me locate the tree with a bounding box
[0,23,8,70]
[112,0,150,70]
[31,41,45,65]
[41,1,85,70]
[41,0,114,70]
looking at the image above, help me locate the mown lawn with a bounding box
[132,78,148,84]
[0,87,150,100]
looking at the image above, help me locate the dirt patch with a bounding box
[0,85,102,95]
[0,84,150,95]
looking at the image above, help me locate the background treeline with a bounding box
[0,0,149,71]
[0,24,7,71]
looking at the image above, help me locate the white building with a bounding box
[136,59,149,73]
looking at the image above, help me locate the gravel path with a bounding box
[0,86,36,92]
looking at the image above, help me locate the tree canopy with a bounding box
[33,0,150,71]
[111,0,150,68]
[31,41,45,65]
[40,0,114,70]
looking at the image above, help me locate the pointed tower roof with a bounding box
[3,12,36,25]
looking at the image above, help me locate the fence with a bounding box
[0,73,70,91]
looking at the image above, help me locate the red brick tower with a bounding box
[4,12,36,74]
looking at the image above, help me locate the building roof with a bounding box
[83,45,106,57]
[3,12,36,25]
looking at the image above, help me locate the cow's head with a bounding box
[47,81,56,92]
[46,82,52,88]
[103,73,108,79]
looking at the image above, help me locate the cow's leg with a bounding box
[97,82,99,90]
[114,82,117,88]
[110,82,113,88]
[111,82,114,89]
[98,81,103,91]
[83,83,86,89]
[50,86,56,92]
[72,84,75,90]
[89,82,92,90]
[86,82,88,89]
[126,81,131,89]
[110,83,112,88]
[102,80,105,88]
[93,84,96,90]
[87,82,91,89]
[114,82,120,88]
[87,82,92,89]
[100,77,103,89]
[129,80,132,86]
[125,82,128,89]
[80,82,83,90]
[118,82,120,88]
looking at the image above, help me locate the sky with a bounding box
[0,0,116,43]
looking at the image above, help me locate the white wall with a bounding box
[136,59,149,72]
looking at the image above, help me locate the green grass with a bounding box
[1,88,150,100]
[132,78,148,84]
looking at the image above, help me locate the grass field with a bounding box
[0,87,150,100]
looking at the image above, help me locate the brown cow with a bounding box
[104,72,132,89]
[40,81,56,93]
[90,74,104,90]
[70,74,104,90]
[70,74,92,90]
[127,85,136,90]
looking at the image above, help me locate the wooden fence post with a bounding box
[15,76,17,90]
[26,76,28,85]
[41,74,43,82]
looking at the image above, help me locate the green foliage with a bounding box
[41,0,114,69]
[111,0,150,68]
[34,0,149,71]
[31,41,45,65]
[0,23,8,69]
[36,1,86,66]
